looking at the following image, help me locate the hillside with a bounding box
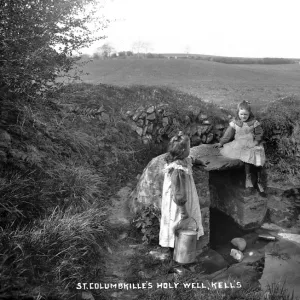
[70,58,300,113]
[1,81,300,299]
[0,84,230,299]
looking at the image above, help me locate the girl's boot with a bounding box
[245,163,253,188]
[257,167,265,193]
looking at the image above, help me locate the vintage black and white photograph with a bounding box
[1,0,300,299]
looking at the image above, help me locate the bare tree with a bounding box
[132,40,152,57]
[97,43,115,58]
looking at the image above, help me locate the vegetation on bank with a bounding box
[0,84,227,299]
[1,1,298,299]
[261,95,300,185]
[1,82,299,299]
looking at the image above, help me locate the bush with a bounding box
[260,96,300,184]
[133,205,161,244]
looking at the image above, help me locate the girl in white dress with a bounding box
[214,101,266,192]
[159,131,204,250]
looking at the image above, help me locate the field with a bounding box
[71,57,300,112]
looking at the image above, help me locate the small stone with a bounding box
[132,111,142,121]
[230,248,244,262]
[201,135,207,143]
[203,120,211,125]
[146,123,153,133]
[162,117,169,126]
[135,127,143,136]
[142,126,148,135]
[206,132,214,143]
[231,237,247,251]
[171,266,187,276]
[147,112,156,121]
[199,114,208,120]
[147,106,155,114]
[126,110,134,117]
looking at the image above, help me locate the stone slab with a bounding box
[190,144,243,171]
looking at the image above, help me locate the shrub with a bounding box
[133,205,161,244]
[260,96,300,183]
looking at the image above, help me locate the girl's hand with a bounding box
[213,143,222,148]
[181,211,189,220]
[178,205,189,220]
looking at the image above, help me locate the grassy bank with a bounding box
[0,83,226,299]
[1,83,299,299]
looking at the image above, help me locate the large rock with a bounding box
[128,153,165,213]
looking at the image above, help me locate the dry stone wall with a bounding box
[124,104,232,146]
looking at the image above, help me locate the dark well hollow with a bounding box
[209,207,252,249]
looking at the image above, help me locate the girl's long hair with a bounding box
[235,100,255,121]
[165,131,189,164]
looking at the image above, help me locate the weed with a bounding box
[133,205,161,245]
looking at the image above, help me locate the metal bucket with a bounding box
[173,217,198,264]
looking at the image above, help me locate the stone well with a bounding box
[128,144,269,252]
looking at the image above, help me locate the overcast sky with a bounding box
[83,0,300,58]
